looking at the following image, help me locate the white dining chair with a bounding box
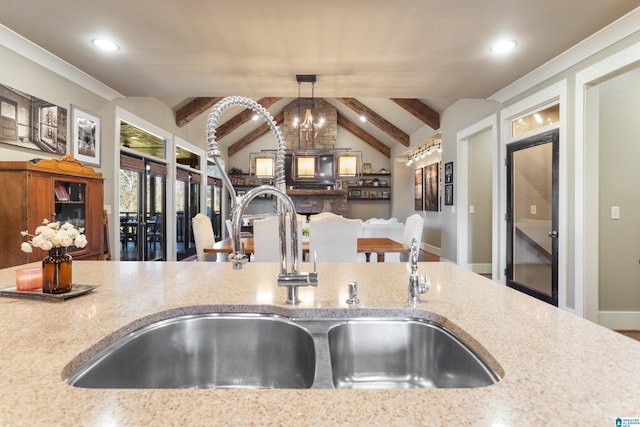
[192,213,217,261]
[399,213,424,262]
[253,214,304,263]
[309,215,360,262]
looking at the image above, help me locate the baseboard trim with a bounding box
[469,263,492,274]
[598,311,640,330]
[422,243,441,256]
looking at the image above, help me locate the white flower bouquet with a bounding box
[20,219,88,253]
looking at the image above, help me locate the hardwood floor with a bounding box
[418,249,440,262]
[616,330,640,342]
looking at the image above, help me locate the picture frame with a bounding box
[445,184,454,206]
[71,105,101,167]
[334,179,342,190]
[444,161,454,184]
[423,163,439,212]
[414,167,423,210]
[0,83,67,155]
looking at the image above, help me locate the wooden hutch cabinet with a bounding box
[0,156,104,268]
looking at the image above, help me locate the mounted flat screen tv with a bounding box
[285,153,335,186]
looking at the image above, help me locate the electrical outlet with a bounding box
[469,205,475,214]
[530,205,537,215]
[611,206,620,220]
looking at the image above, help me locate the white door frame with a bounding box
[456,114,499,279]
[115,107,175,261]
[574,41,640,320]
[498,80,568,311]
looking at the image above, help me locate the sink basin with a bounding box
[67,314,316,389]
[67,312,499,390]
[327,319,499,389]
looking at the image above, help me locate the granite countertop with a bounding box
[0,260,639,426]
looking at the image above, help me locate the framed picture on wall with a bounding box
[444,184,454,206]
[414,167,423,210]
[444,161,454,184]
[71,105,101,167]
[423,163,439,212]
[0,83,67,155]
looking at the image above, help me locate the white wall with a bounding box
[598,67,640,313]
[438,99,501,262]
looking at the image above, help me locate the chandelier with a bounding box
[294,74,324,148]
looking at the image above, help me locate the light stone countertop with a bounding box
[0,260,639,426]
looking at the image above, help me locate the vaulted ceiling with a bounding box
[0,1,637,155]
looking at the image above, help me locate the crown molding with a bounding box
[488,7,640,104]
[0,24,123,101]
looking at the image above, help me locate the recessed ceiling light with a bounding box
[92,38,119,51]
[490,40,517,54]
[359,115,367,122]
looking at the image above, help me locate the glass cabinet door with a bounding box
[54,179,86,253]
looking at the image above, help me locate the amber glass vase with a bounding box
[42,247,73,294]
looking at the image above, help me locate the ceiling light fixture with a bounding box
[92,38,119,51]
[359,115,367,122]
[294,74,324,149]
[403,138,442,167]
[490,40,517,54]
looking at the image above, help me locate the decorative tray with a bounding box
[0,284,99,302]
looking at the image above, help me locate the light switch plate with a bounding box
[611,206,620,220]
[530,205,537,215]
[469,205,475,214]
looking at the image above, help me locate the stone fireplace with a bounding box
[287,188,347,216]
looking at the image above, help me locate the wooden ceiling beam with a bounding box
[227,112,284,157]
[391,98,440,130]
[337,113,390,157]
[175,97,224,128]
[215,97,282,140]
[337,98,409,147]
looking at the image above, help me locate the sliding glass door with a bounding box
[175,168,200,260]
[119,154,167,261]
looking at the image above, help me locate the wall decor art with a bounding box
[445,183,454,205]
[71,105,101,167]
[414,167,423,210]
[444,161,454,184]
[423,162,439,212]
[0,84,67,155]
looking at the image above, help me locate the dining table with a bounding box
[205,237,410,262]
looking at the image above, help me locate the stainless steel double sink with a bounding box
[66,313,500,390]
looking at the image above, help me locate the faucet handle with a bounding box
[229,252,249,270]
[418,273,429,294]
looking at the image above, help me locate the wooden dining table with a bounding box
[205,237,410,262]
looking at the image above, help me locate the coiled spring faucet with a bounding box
[206,96,318,304]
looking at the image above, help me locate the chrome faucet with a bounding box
[407,238,428,304]
[206,96,318,304]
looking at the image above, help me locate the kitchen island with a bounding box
[0,260,638,426]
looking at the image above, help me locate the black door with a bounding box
[506,129,559,306]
